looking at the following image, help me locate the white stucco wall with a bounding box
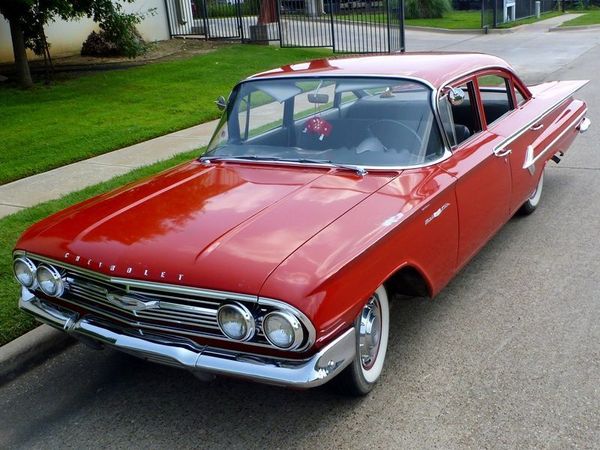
[0,0,170,63]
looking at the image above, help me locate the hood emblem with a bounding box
[106,293,159,312]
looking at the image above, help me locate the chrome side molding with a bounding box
[523,110,588,172]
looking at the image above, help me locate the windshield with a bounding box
[204,77,445,168]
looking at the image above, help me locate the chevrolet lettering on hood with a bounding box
[63,252,185,281]
[12,53,589,396]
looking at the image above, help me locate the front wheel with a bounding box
[332,284,390,396]
[518,169,544,215]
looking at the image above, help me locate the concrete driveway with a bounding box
[1,27,599,449]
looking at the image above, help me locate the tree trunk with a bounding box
[258,0,277,24]
[8,17,33,89]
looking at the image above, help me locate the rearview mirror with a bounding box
[307,93,329,104]
[215,96,227,111]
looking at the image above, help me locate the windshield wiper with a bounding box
[290,158,368,176]
[199,155,367,176]
[199,155,284,163]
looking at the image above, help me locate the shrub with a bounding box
[405,0,452,19]
[81,9,152,58]
[81,31,120,57]
[100,11,148,58]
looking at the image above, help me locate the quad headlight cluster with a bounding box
[217,303,306,350]
[14,255,309,351]
[13,257,65,298]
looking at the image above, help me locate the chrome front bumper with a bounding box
[19,293,355,388]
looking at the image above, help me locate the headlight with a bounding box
[35,264,65,297]
[13,257,37,288]
[217,303,255,341]
[263,311,304,350]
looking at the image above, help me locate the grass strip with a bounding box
[0,149,201,345]
[0,45,330,185]
[560,8,600,26]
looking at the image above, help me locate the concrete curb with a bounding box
[549,24,600,32]
[405,25,482,34]
[0,324,74,386]
[486,26,521,34]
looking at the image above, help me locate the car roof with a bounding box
[247,52,514,89]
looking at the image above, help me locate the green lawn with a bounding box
[0,149,202,345]
[341,10,482,29]
[0,45,330,186]
[561,8,600,26]
[406,10,482,29]
[347,9,565,30]
[496,10,564,28]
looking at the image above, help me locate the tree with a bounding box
[258,0,277,24]
[405,0,451,19]
[0,0,139,88]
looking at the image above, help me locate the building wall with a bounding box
[0,0,171,63]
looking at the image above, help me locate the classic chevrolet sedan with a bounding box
[14,53,590,395]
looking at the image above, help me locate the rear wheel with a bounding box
[519,169,544,215]
[332,284,390,396]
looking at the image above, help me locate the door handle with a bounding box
[530,123,544,131]
[494,148,512,157]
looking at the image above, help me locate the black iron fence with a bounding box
[278,0,404,52]
[165,0,280,41]
[164,0,405,53]
[482,0,557,28]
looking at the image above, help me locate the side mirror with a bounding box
[215,96,227,111]
[448,87,465,106]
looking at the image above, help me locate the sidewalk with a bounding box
[0,119,219,219]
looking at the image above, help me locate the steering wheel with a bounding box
[367,120,422,152]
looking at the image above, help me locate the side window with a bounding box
[438,82,480,147]
[514,85,527,107]
[339,91,358,107]
[477,74,513,126]
[237,91,284,141]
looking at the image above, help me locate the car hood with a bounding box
[17,161,397,294]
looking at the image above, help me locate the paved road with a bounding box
[1,35,599,450]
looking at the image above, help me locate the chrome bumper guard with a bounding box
[19,293,355,388]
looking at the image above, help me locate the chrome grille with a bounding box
[25,256,276,346]
[17,252,316,351]
[66,272,222,332]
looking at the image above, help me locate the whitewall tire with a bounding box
[519,169,544,215]
[332,284,390,396]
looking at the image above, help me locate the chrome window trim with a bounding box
[438,67,515,148]
[213,74,452,171]
[439,64,524,94]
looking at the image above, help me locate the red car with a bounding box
[13,53,589,395]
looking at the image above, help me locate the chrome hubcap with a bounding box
[359,295,382,371]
